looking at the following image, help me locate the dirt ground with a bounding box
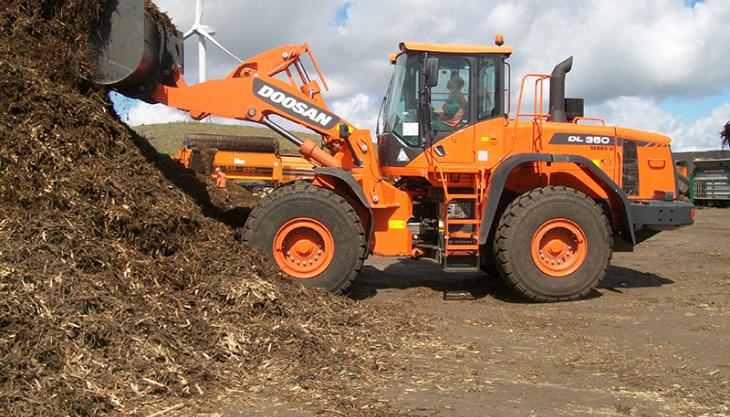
[194,208,729,417]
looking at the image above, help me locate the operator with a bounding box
[214,167,227,189]
[433,73,467,131]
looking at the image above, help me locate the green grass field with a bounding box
[134,122,319,155]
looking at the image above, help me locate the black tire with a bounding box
[492,186,613,302]
[479,253,500,278]
[243,184,367,294]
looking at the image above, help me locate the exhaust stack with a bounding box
[549,56,573,123]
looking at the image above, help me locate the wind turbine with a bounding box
[183,0,242,83]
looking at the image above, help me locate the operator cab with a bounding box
[377,41,512,168]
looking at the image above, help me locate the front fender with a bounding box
[313,167,374,247]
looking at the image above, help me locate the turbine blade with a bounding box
[195,0,203,24]
[198,30,243,63]
[183,28,195,39]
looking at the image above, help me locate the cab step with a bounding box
[447,194,478,200]
[443,255,480,272]
[445,244,480,251]
[448,219,481,225]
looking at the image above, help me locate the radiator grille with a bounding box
[622,140,639,196]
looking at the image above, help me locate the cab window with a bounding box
[477,56,501,120]
[382,54,421,147]
[431,57,470,137]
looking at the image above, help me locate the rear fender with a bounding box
[479,153,636,247]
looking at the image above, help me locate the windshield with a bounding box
[382,53,421,147]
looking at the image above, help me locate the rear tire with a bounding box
[243,184,367,294]
[492,186,612,302]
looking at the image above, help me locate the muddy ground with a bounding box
[192,208,729,417]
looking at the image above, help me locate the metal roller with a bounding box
[184,134,280,153]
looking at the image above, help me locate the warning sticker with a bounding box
[403,122,419,136]
[388,220,406,230]
[397,149,410,162]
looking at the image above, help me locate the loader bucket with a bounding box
[90,0,183,99]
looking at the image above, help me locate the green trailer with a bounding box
[691,158,730,206]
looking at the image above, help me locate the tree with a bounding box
[723,121,730,149]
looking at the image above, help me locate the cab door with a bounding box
[472,55,506,167]
[427,55,476,166]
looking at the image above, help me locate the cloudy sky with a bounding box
[113,0,730,151]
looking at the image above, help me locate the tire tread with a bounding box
[242,184,367,294]
[492,186,613,302]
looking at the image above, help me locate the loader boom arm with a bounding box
[149,42,389,201]
[150,44,349,153]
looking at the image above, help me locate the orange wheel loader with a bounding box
[93,0,694,301]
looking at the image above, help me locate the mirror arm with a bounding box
[504,59,511,118]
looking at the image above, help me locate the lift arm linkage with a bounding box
[151,44,350,156]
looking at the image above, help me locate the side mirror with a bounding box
[426,57,439,88]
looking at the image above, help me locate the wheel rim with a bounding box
[531,218,588,278]
[273,218,334,279]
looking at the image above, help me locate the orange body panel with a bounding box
[615,127,675,199]
[370,190,414,257]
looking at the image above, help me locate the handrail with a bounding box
[433,165,451,202]
[514,73,551,123]
[571,116,606,126]
[514,73,551,153]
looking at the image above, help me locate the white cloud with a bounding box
[122,97,252,127]
[127,0,730,150]
[331,93,380,131]
[675,104,730,151]
[322,76,358,99]
[126,101,190,126]
[588,97,730,151]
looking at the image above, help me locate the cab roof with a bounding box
[397,41,512,56]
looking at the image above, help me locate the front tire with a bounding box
[492,187,613,302]
[243,184,367,294]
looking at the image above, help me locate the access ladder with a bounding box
[435,167,487,272]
